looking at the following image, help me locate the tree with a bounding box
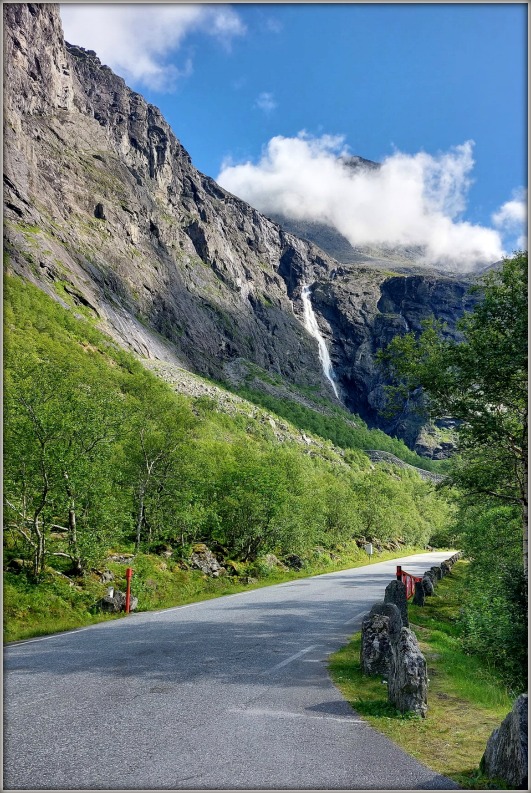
[379,252,528,581]
[118,378,196,552]
[4,352,126,575]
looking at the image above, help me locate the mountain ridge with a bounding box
[3,3,479,455]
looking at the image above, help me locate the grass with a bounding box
[328,561,516,789]
[4,543,427,644]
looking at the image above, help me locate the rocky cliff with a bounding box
[3,3,479,454]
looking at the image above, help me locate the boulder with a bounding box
[284,554,304,570]
[384,579,409,627]
[422,575,435,596]
[388,627,428,718]
[263,553,289,571]
[480,693,528,789]
[99,589,138,613]
[189,544,224,577]
[94,202,106,219]
[360,613,391,676]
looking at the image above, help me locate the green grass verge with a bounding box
[4,544,427,643]
[328,561,516,789]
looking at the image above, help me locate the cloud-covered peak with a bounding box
[60,4,246,92]
[217,132,523,270]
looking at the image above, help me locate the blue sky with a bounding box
[60,2,527,267]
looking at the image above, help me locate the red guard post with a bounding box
[125,567,133,614]
[396,565,402,580]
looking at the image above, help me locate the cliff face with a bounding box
[4,3,336,388]
[3,4,478,454]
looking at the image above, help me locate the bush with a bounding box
[459,564,527,693]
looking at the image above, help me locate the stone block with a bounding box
[413,580,425,606]
[388,627,428,718]
[360,613,391,676]
[480,693,527,788]
[368,601,403,641]
[384,579,409,627]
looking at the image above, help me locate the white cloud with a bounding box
[492,189,528,250]
[255,92,277,114]
[265,17,283,34]
[60,4,246,92]
[217,132,512,269]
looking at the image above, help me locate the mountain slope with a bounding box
[3,3,479,453]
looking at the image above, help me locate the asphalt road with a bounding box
[4,552,460,790]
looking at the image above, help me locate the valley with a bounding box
[3,10,526,788]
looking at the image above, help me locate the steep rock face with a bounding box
[3,3,336,393]
[308,268,477,447]
[3,4,479,451]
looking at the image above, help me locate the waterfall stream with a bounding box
[301,283,340,399]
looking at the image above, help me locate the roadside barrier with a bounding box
[125,567,133,613]
[396,565,423,600]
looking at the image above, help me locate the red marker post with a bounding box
[125,567,133,614]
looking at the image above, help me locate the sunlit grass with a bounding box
[329,561,515,789]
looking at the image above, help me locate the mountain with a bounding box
[3,3,479,456]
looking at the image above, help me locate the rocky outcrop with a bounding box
[480,694,528,789]
[3,3,481,452]
[189,544,225,577]
[3,4,338,397]
[309,269,478,448]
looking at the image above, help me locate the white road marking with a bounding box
[229,707,367,724]
[263,644,320,674]
[344,610,369,625]
[7,626,94,646]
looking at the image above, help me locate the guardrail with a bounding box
[396,565,423,600]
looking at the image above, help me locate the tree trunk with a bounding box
[68,507,83,575]
[64,472,82,574]
[135,487,145,552]
[32,518,45,577]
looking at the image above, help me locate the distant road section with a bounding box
[4,552,459,790]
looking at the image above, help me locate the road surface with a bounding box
[4,551,460,790]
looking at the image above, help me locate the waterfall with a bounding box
[301,283,340,399]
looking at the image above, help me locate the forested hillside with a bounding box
[4,273,454,638]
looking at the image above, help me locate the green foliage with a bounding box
[233,385,445,472]
[380,252,527,518]
[3,569,112,641]
[455,504,527,692]
[4,275,455,633]
[379,252,528,691]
